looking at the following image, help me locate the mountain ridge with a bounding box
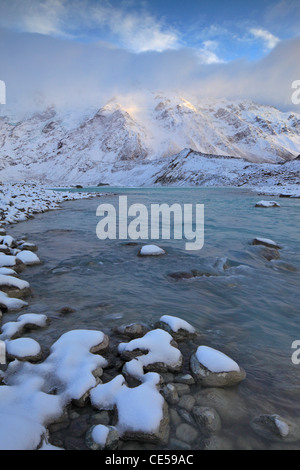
[0,91,299,185]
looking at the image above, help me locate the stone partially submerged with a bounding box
[251,414,300,443]
[155,315,197,342]
[252,238,281,249]
[190,345,246,387]
[138,245,166,256]
[255,201,280,208]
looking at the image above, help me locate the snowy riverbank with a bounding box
[0,182,104,225]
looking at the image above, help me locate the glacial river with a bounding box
[8,186,300,449]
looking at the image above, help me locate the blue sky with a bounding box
[0,0,299,113]
[0,0,299,61]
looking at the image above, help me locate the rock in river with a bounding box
[190,345,246,387]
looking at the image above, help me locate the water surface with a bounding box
[7,187,300,448]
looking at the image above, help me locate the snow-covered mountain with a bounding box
[0,91,299,186]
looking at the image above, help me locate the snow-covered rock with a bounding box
[138,245,166,256]
[0,329,108,450]
[0,254,17,268]
[86,425,119,450]
[90,372,169,444]
[0,313,49,340]
[118,328,183,379]
[6,338,42,362]
[255,200,280,208]
[0,274,29,291]
[16,251,41,266]
[0,274,31,299]
[252,237,281,249]
[0,291,28,311]
[155,315,196,341]
[190,345,246,387]
[0,268,17,276]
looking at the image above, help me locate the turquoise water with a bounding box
[7,187,300,446]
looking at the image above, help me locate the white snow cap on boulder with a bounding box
[138,245,166,256]
[159,315,196,334]
[16,251,41,266]
[252,237,281,249]
[255,200,280,208]
[0,291,28,311]
[118,328,182,379]
[190,345,246,387]
[196,346,240,373]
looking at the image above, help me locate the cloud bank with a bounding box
[0,28,299,117]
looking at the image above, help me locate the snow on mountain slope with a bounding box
[0,91,299,186]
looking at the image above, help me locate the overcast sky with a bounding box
[0,0,299,115]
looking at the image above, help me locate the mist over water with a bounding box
[7,187,300,447]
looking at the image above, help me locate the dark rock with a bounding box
[175,423,198,444]
[192,406,222,434]
[251,414,300,442]
[114,323,150,339]
[58,306,76,315]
